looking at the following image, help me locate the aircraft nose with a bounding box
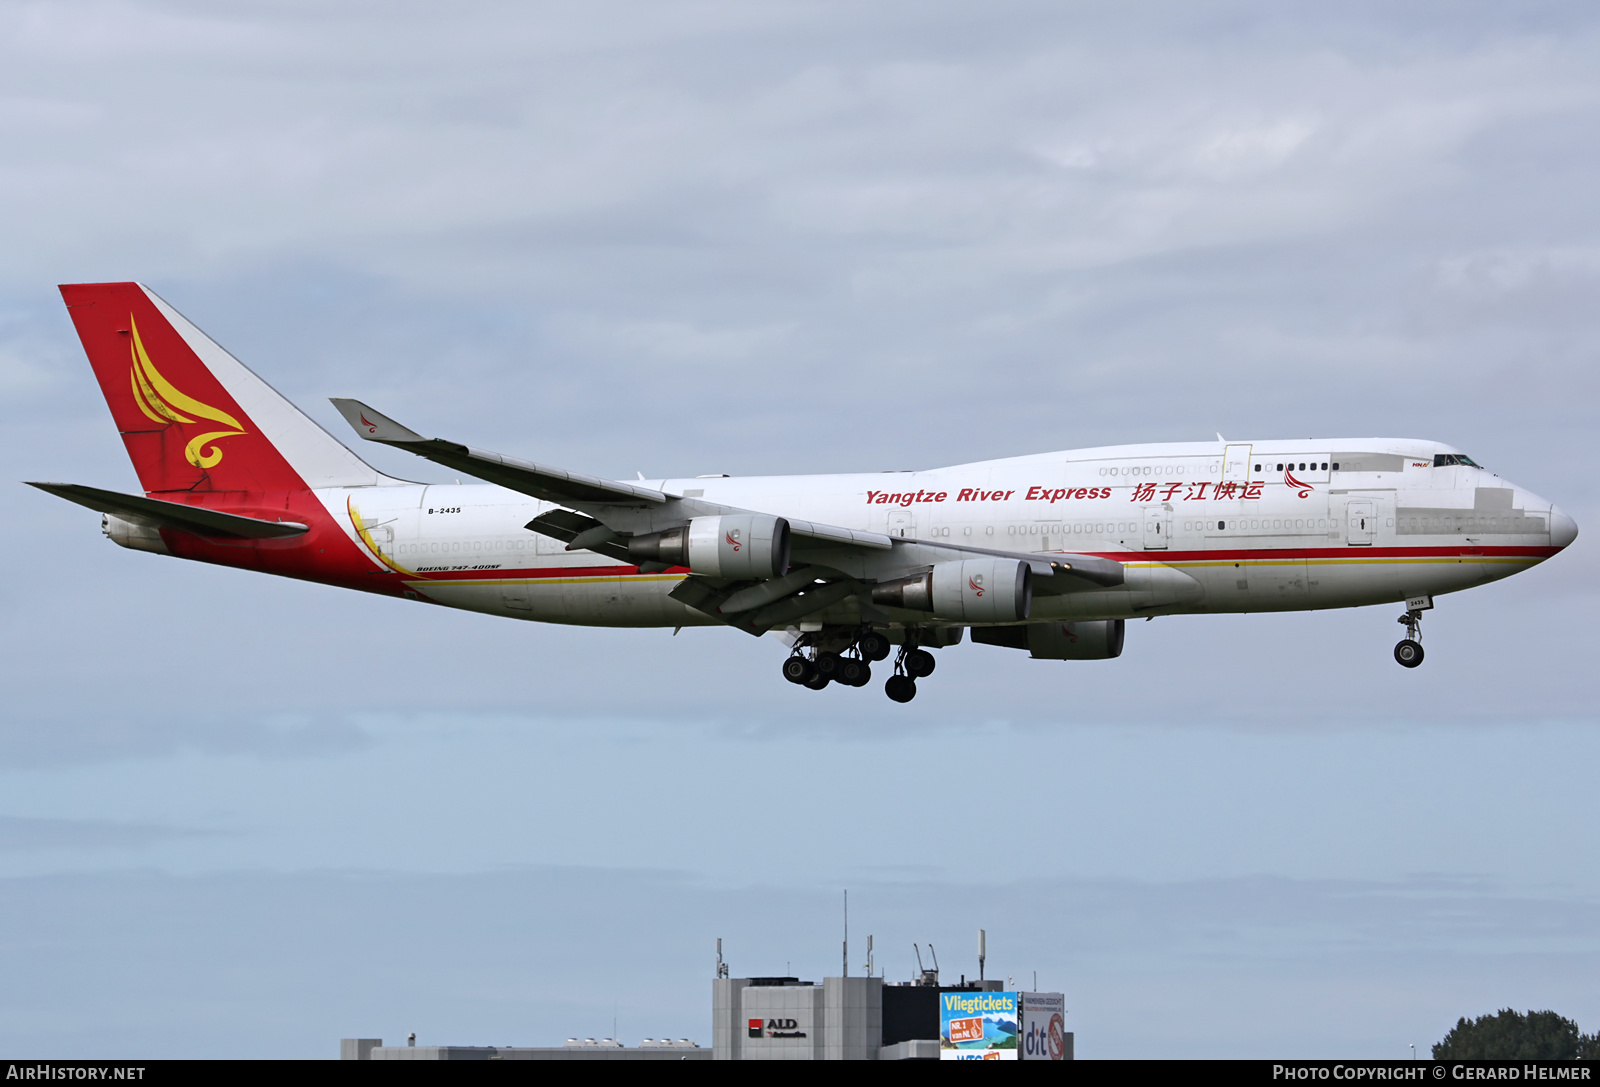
[1551,506,1579,549]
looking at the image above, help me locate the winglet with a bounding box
[329,399,426,444]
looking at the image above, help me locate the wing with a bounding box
[330,399,671,507]
[329,400,1123,629]
[332,399,896,552]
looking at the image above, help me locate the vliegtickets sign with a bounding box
[939,991,1019,1060]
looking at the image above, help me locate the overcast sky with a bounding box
[1,0,1597,1059]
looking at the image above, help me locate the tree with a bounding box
[1433,1009,1598,1060]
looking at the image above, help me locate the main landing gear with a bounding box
[782,628,934,702]
[885,644,936,703]
[1393,599,1430,668]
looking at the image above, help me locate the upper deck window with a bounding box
[1433,454,1482,468]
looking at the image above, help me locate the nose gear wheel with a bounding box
[1394,609,1425,669]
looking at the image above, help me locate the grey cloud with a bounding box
[0,704,372,770]
[0,815,208,851]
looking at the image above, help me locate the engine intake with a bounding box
[628,514,790,579]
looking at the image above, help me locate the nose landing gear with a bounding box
[1394,605,1426,668]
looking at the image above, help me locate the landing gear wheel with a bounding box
[838,659,871,687]
[815,651,842,678]
[905,648,936,678]
[1394,608,1426,668]
[858,632,891,662]
[782,656,815,685]
[885,674,917,703]
[804,671,831,690]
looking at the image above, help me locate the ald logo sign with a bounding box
[748,1018,806,1040]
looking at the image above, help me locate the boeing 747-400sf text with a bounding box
[31,283,1579,702]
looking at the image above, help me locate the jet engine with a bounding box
[871,557,1032,622]
[971,619,1125,660]
[628,513,790,579]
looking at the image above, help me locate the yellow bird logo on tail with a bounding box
[126,315,246,468]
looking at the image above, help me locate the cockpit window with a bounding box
[1433,454,1482,468]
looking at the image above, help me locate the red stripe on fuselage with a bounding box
[1098,544,1559,563]
[405,563,679,580]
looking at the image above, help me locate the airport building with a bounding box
[345,969,1070,1060]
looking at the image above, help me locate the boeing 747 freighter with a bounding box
[29,282,1578,701]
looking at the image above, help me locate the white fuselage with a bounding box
[332,437,1571,631]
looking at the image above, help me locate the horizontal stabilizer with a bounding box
[27,482,308,539]
[330,398,672,507]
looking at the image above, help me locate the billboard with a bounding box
[939,991,1018,1060]
[1019,992,1067,1061]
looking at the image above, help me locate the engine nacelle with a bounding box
[628,514,790,579]
[971,619,1124,660]
[872,558,1031,622]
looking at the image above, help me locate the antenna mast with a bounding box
[842,890,848,978]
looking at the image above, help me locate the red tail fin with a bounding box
[60,282,388,495]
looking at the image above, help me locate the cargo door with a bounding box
[1223,444,1252,484]
[1346,499,1376,545]
[1142,505,1171,550]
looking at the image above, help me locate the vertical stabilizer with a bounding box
[60,282,395,494]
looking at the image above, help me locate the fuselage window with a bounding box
[1217,520,1225,530]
